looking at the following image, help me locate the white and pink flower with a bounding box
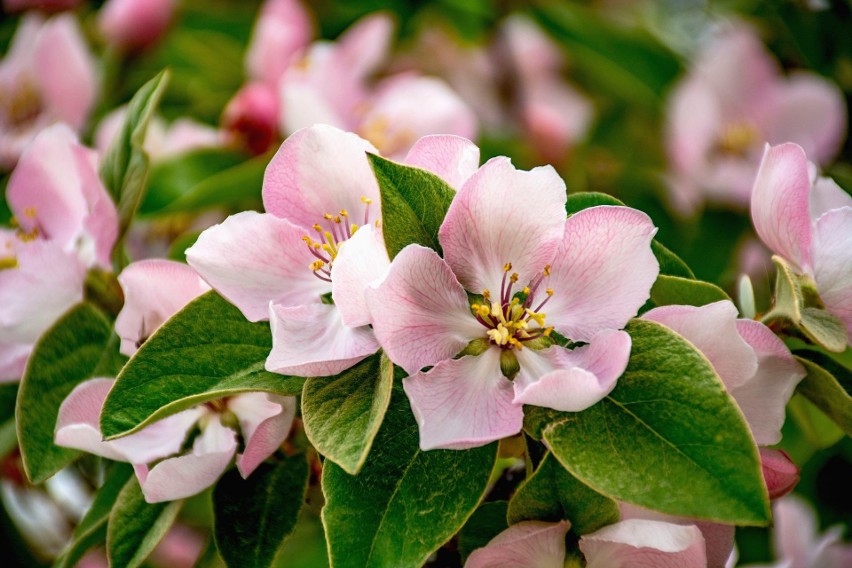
[98,0,176,52]
[580,518,708,567]
[465,520,570,568]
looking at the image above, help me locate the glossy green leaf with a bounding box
[507,452,618,534]
[565,191,624,214]
[795,356,852,437]
[107,476,182,568]
[54,464,134,568]
[16,303,113,483]
[101,292,304,439]
[527,319,770,526]
[301,353,393,474]
[651,240,695,279]
[457,501,509,562]
[213,454,309,568]
[99,70,170,239]
[322,384,498,568]
[650,274,731,307]
[370,153,456,259]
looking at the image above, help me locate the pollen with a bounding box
[23,207,36,218]
[0,257,18,270]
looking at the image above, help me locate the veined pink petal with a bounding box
[115,260,211,356]
[245,0,312,86]
[466,520,570,568]
[266,302,378,377]
[330,225,390,327]
[439,157,566,294]
[513,330,630,412]
[262,125,380,230]
[229,392,295,478]
[54,378,128,461]
[759,449,799,500]
[750,143,814,272]
[403,135,480,190]
[185,211,327,322]
[0,341,30,383]
[580,519,707,568]
[812,207,852,338]
[732,320,805,445]
[643,301,758,391]
[402,350,522,450]
[546,206,658,342]
[366,245,482,375]
[135,420,237,503]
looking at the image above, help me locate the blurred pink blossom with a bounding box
[2,0,81,12]
[98,0,176,51]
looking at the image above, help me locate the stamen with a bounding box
[361,196,372,225]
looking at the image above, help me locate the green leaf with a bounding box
[794,356,852,437]
[527,319,770,526]
[301,353,394,474]
[507,452,618,534]
[99,70,170,239]
[457,501,509,562]
[650,274,731,307]
[101,291,304,440]
[370,153,456,259]
[16,303,114,483]
[322,384,498,567]
[54,464,134,568]
[107,476,182,568]
[565,191,624,215]
[213,454,309,568]
[651,240,695,279]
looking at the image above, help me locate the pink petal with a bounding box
[812,207,852,338]
[402,135,480,190]
[439,157,566,294]
[522,79,594,164]
[334,12,394,83]
[365,245,482,375]
[54,378,127,461]
[185,211,327,322]
[222,82,281,155]
[262,124,380,230]
[500,15,563,78]
[266,302,378,377]
[109,408,204,465]
[732,320,805,445]
[513,329,630,412]
[98,0,175,51]
[330,224,390,327]
[665,76,722,177]
[115,259,211,356]
[643,301,758,391]
[759,448,799,500]
[157,118,221,158]
[750,143,814,272]
[773,496,820,568]
[135,420,236,503]
[809,177,852,222]
[245,0,313,86]
[580,519,707,568]
[466,520,570,568]
[545,206,658,342]
[34,14,97,129]
[0,341,30,383]
[403,350,522,450]
[765,73,846,165]
[228,392,296,478]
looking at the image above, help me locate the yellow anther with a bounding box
[546,288,554,296]
[508,337,524,350]
[339,209,349,217]
[543,327,554,337]
[475,304,491,318]
[503,263,513,272]
[302,236,312,244]
[313,243,321,250]
[360,196,373,204]
[487,324,511,346]
[23,207,36,218]
[323,231,334,243]
[526,310,547,327]
[491,301,504,320]
[510,297,520,306]
[333,216,342,224]
[510,272,519,283]
[350,224,359,234]
[0,257,18,270]
[16,227,39,242]
[312,224,323,232]
[9,216,18,228]
[309,260,326,271]
[522,286,531,295]
[323,213,334,221]
[543,264,551,276]
[321,243,336,256]
[482,289,491,300]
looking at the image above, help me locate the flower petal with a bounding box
[809,177,852,222]
[759,448,799,500]
[245,0,313,86]
[812,207,852,338]
[109,408,205,465]
[466,520,570,568]
[330,224,390,327]
[513,329,630,412]
[266,302,378,377]
[229,392,296,478]
[403,135,480,190]
[750,143,814,271]
[546,206,658,341]
[54,378,127,461]
[439,156,566,294]
[262,124,380,230]
[643,301,758,391]
[402,350,522,450]
[115,259,210,356]
[0,341,30,383]
[732,320,805,445]
[366,244,482,374]
[580,519,707,568]
[185,211,327,322]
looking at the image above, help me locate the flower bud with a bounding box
[98,0,175,51]
[760,447,799,500]
[221,83,280,155]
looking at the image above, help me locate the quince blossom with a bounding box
[465,520,570,568]
[186,124,480,377]
[367,158,659,450]
[580,518,707,567]
[750,142,852,341]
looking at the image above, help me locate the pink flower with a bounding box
[221,82,281,155]
[465,520,570,567]
[751,143,852,340]
[580,518,708,567]
[759,448,799,501]
[3,0,81,12]
[665,25,845,213]
[0,124,117,382]
[186,125,480,378]
[0,14,97,169]
[98,0,176,51]
[643,300,805,446]
[367,159,658,450]
[245,0,313,88]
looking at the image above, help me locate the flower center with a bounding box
[470,263,554,350]
[358,115,416,157]
[0,76,43,130]
[715,121,759,157]
[302,196,373,281]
